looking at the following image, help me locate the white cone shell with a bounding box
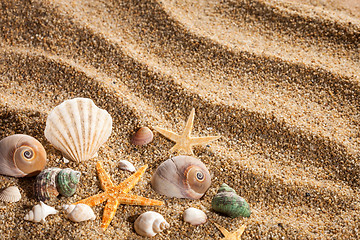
[24,201,58,223]
[44,98,112,162]
[63,204,96,222]
[134,211,169,237]
[0,186,21,203]
[183,207,207,225]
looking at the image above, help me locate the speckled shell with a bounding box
[63,204,96,222]
[0,134,47,177]
[211,183,251,218]
[131,127,153,146]
[134,211,169,237]
[24,201,58,223]
[183,207,207,225]
[34,167,81,201]
[0,186,21,203]
[151,155,211,199]
[44,98,112,162]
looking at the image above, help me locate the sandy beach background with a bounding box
[0,0,359,239]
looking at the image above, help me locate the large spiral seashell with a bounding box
[24,201,58,223]
[63,204,96,222]
[34,167,81,201]
[0,134,47,177]
[134,211,169,237]
[44,98,112,162]
[151,155,211,199]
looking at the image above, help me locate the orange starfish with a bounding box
[154,108,220,155]
[213,222,247,240]
[74,161,164,231]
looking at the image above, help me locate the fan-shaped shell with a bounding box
[44,98,112,162]
[134,211,169,237]
[131,127,153,146]
[151,155,211,199]
[63,204,96,222]
[34,167,81,201]
[24,201,58,223]
[0,186,21,203]
[211,183,251,218]
[0,134,47,177]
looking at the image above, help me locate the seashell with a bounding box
[0,134,47,177]
[0,186,21,203]
[151,155,211,199]
[24,201,58,223]
[211,183,251,218]
[34,167,81,201]
[44,98,112,162]
[183,207,207,225]
[118,160,135,172]
[134,211,169,237]
[63,204,96,222]
[131,127,153,146]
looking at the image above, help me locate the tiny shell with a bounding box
[0,186,21,203]
[34,167,81,201]
[44,98,112,162]
[131,127,153,146]
[211,183,251,218]
[151,155,211,199]
[0,134,47,177]
[119,160,135,172]
[183,207,207,225]
[63,204,96,222]
[134,211,169,237]
[24,201,58,223]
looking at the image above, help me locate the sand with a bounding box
[0,0,359,239]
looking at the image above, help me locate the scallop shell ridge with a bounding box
[0,186,21,202]
[44,98,112,162]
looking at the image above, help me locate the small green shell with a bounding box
[56,168,81,197]
[211,183,251,218]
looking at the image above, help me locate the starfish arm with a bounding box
[117,193,164,206]
[214,222,231,238]
[190,135,220,146]
[115,165,148,194]
[75,191,108,206]
[183,108,195,137]
[170,143,194,155]
[96,161,114,190]
[235,224,247,238]
[153,126,180,142]
[101,198,120,231]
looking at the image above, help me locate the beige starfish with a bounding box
[74,161,164,231]
[213,222,247,240]
[154,108,220,155]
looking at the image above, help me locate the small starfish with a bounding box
[213,222,247,240]
[74,161,164,231]
[154,108,220,155]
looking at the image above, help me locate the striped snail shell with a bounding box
[0,134,47,177]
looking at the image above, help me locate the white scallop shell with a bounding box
[134,211,169,237]
[63,204,96,222]
[24,201,58,223]
[0,186,21,203]
[183,207,207,225]
[44,98,112,162]
[119,160,135,172]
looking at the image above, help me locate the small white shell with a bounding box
[183,207,207,225]
[24,201,58,223]
[63,204,96,222]
[134,211,169,237]
[118,160,135,172]
[44,98,112,162]
[0,186,21,203]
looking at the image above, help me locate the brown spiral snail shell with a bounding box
[151,155,211,199]
[0,134,47,177]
